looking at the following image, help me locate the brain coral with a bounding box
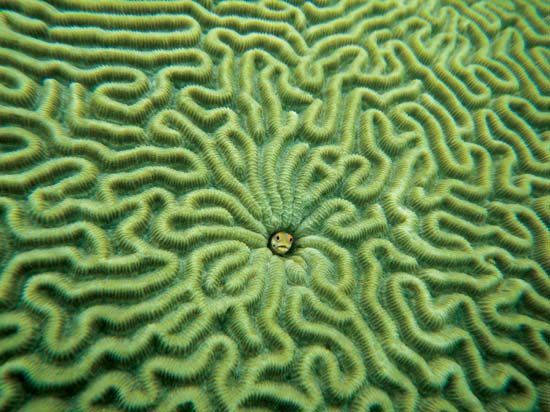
[0,0,549,411]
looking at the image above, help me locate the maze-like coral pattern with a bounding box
[0,0,549,411]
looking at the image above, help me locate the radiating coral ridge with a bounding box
[0,0,549,411]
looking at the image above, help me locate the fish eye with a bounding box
[276,235,280,240]
[289,236,293,242]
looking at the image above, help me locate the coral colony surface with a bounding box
[0,0,549,411]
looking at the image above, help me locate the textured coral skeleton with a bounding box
[0,0,549,411]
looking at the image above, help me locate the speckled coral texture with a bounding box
[0,0,549,411]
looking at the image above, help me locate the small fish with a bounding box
[270,231,294,255]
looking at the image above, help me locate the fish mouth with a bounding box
[275,245,290,254]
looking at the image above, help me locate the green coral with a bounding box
[0,0,549,411]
